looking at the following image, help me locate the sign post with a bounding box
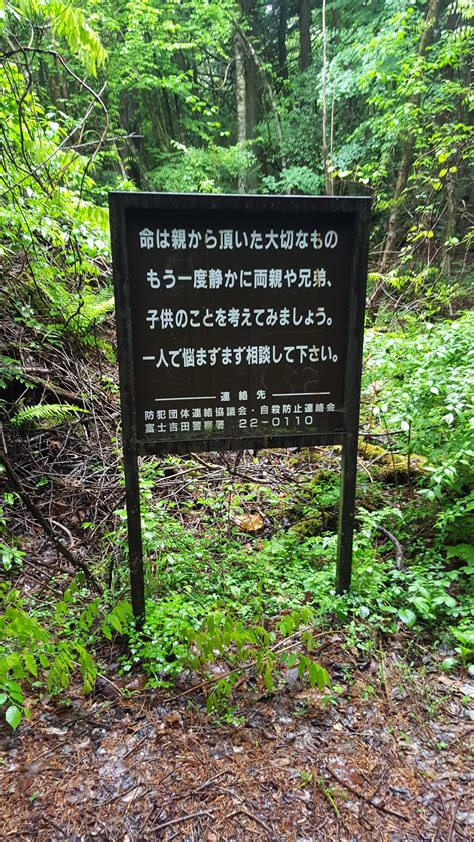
[109,193,370,619]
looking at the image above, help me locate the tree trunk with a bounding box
[298,0,312,72]
[236,22,288,183]
[321,0,333,194]
[235,0,257,192]
[441,176,455,282]
[277,0,288,79]
[235,28,247,193]
[380,0,442,273]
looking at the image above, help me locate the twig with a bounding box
[191,770,230,795]
[226,809,273,836]
[150,809,215,832]
[376,525,404,570]
[327,766,409,822]
[0,450,102,592]
[15,372,89,406]
[161,772,233,808]
[50,519,75,548]
[312,766,318,819]
[61,703,111,729]
[122,735,148,760]
[95,673,122,696]
[447,792,464,842]
[40,817,67,837]
[102,782,149,806]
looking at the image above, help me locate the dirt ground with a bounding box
[1,634,473,841]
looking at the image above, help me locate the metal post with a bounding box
[123,442,145,620]
[335,199,370,593]
[336,431,358,593]
[109,194,146,622]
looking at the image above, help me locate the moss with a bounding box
[358,440,428,483]
[285,446,342,469]
[288,515,324,539]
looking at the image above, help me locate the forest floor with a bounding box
[2,313,473,840]
[1,632,473,841]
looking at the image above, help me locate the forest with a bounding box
[0,0,473,838]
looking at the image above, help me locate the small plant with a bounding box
[12,403,89,429]
[194,607,331,712]
[442,627,474,675]
[0,540,25,572]
[124,602,331,713]
[0,582,133,729]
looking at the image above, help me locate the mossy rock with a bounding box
[306,468,340,494]
[289,514,324,539]
[358,440,428,483]
[279,469,339,520]
[285,447,342,469]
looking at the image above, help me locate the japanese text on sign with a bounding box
[123,206,356,448]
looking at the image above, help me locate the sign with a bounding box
[110,193,370,618]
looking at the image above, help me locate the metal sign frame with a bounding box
[109,192,370,619]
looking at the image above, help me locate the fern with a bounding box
[73,288,115,334]
[446,545,474,567]
[38,279,114,340]
[12,403,88,429]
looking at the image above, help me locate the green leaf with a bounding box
[452,628,474,647]
[318,666,331,691]
[411,597,431,617]
[398,608,417,628]
[5,680,24,702]
[442,595,457,609]
[263,664,274,692]
[12,403,88,429]
[5,705,22,730]
[23,653,37,677]
[279,615,294,636]
[308,662,319,688]
[108,613,123,634]
[298,656,308,680]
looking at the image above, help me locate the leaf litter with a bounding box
[1,638,472,840]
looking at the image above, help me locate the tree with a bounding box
[380,0,443,273]
[278,0,289,79]
[298,0,312,71]
[235,0,258,191]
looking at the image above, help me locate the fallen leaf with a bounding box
[164,711,183,728]
[234,513,264,533]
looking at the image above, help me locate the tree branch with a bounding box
[0,449,102,593]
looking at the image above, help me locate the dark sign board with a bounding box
[110,193,370,618]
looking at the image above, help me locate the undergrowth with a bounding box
[0,582,132,729]
[118,312,474,694]
[2,313,473,728]
[119,498,474,687]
